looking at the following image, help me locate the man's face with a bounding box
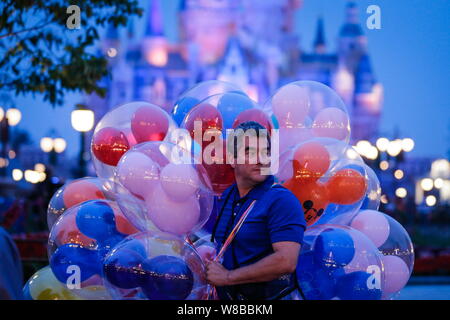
[231,136,271,184]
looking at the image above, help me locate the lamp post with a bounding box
[71,104,94,178]
[0,107,21,177]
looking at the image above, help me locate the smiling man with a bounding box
[207,121,306,300]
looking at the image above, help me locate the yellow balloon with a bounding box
[26,266,81,300]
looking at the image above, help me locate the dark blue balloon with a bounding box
[50,243,100,283]
[121,239,147,258]
[140,255,194,300]
[217,93,254,129]
[76,200,118,242]
[335,271,382,300]
[313,228,355,268]
[296,252,340,300]
[173,96,200,126]
[103,249,146,289]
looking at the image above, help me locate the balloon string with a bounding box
[206,200,257,300]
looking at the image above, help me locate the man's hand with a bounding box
[206,261,231,287]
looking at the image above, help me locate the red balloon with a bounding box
[202,139,235,195]
[63,180,106,208]
[232,108,273,132]
[92,127,130,166]
[292,141,330,183]
[131,105,169,143]
[183,103,223,144]
[284,178,329,226]
[326,169,367,205]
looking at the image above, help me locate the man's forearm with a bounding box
[227,251,294,285]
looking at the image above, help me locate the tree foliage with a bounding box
[0,0,142,106]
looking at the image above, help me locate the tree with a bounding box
[0,0,142,106]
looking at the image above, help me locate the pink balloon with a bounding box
[160,163,200,202]
[272,84,310,128]
[279,127,313,154]
[351,210,390,247]
[116,151,160,199]
[382,255,410,294]
[196,245,216,263]
[146,185,200,235]
[312,107,349,140]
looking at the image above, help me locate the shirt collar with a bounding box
[233,175,275,202]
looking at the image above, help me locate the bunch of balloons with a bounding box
[264,81,414,300]
[23,80,413,300]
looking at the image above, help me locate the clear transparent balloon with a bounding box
[102,231,207,300]
[47,177,133,230]
[172,80,246,126]
[48,199,138,299]
[360,165,381,211]
[91,101,178,181]
[24,266,81,300]
[114,141,215,236]
[264,81,351,155]
[191,231,218,264]
[377,214,414,299]
[276,139,368,226]
[180,92,271,194]
[297,224,385,300]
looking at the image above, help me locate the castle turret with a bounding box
[338,2,367,72]
[314,17,326,54]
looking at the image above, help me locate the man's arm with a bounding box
[206,241,300,287]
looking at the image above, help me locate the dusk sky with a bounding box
[12,0,450,160]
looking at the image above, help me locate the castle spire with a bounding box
[145,0,164,37]
[314,16,326,54]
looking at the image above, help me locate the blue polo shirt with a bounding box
[211,175,306,299]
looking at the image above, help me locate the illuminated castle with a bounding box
[87,0,383,143]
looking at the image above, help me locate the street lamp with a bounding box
[0,106,22,177]
[71,104,94,177]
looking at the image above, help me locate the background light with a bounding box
[376,137,390,152]
[381,194,388,204]
[0,107,4,122]
[425,195,437,206]
[107,47,117,58]
[71,107,95,132]
[387,139,402,157]
[380,160,389,171]
[5,108,21,126]
[434,178,444,189]
[394,169,404,180]
[34,163,46,172]
[421,178,434,191]
[396,187,407,198]
[12,169,23,181]
[402,138,415,152]
[53,138,67,153]
[40,137,54,152]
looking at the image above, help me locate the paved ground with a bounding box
[397,285,450,300]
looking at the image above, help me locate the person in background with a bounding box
[0,226,23,299]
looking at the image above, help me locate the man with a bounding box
[0,226,23,299]
[206,121,306,300]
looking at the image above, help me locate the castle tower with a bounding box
[180,0,237,64]
[338,1,367,72]
[313,16,326,54]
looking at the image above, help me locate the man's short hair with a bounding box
[227,121,271,159]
